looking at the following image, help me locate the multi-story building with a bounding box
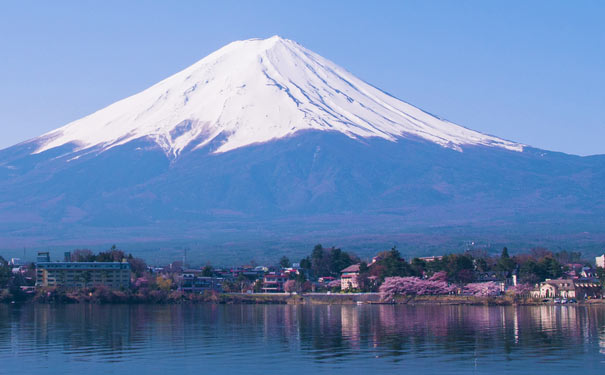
[178,270,223,293]
[341,264,361,290]
[596,254,605,269]
[35,253,130,289]
[262,273,288,293]
[531,278,602,300]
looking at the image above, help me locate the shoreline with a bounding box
[3,291,605,306]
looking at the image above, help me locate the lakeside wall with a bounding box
[3,288,605,305]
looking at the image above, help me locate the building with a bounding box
[35,252,130,289]
[262,273,288,293]
[178,270,223,293]
[219,266,266,279]
[531,278,602,300]
[580,267,597,278]
[9,258,23,266]
[318,276,336,284]
[596,254,605,269]
[341,264,361,290]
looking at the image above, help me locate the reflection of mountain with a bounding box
[1,304,604,372]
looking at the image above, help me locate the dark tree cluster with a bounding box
[71,245,147,277]
[369,248,416,280]
[299,244,359,278]
[0,256,10,289]
[411,247,573,285]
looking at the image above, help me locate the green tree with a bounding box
[441,254,475,283]
[372,248,414,279]
[253,279,264,293]
[540,256,563,279]
[299,257,311,270]
[128,257,147,277]
[519,260,541,284]
[496,247,516,273]
[410,258,426,275]
[279,256,291,268]
[236,273,249,292]
[71,249,95,262]
[201,265,214,277]
[356,262,373,291]
[304,244,358,278]
[0,256,11,288]
[474,257,490,273]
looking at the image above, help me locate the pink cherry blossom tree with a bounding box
[379,276,455,301]
[507,283,533,297]
[462,281,501,296]
[327,279,341,290]
[284,279,296,293]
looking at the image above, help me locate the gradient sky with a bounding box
[0,1,603,155]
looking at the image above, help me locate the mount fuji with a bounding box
[1,36,604,261]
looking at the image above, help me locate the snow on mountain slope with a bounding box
[34,36,523,157]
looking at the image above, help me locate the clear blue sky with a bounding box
[1,1,603,155]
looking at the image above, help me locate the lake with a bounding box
[0,304,604,374]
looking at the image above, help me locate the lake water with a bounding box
[0,304,604,374]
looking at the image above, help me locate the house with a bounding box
[340,264,361,290]
[318,276,336,284]
[178,269,223,293]
[262,273,288,293]
[418,256,443,263]
[531,278,602,300]
[580,267,597,278]
[533,279,576,299]
[573,279,603,299]
[222,266,266,280]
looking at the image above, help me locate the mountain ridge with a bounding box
[0,37,603,260]
[28,36,522,159]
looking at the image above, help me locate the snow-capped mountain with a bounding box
[34,36,521,158]
[0,37,603,261]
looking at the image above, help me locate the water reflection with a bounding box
[0,304,604,374]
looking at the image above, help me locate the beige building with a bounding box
[531,278,602,300]
[340,264,361,290]
[596,254,605,269]
[36,261,131,289]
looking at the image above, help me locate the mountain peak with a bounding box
[33,37,523,157]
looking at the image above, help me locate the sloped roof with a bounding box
[544,279,575,291]
[341,264,360,273]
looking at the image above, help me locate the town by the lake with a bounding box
[2,2,604,374]
[2,245,604,305]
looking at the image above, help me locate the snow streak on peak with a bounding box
[34,36,523,157]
